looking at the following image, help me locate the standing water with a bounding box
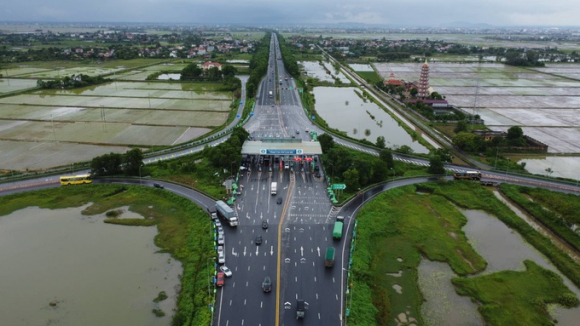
[460,208,580,325]
[313,87,429,153]
[0,205,181,326]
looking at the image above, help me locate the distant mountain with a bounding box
[439,21,495,28]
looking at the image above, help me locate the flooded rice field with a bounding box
[157,73,182,80]
[300,61,350,84]
[349,64,374,72]
[374,62,580,154]
[0,80,228,170]
[0,205,181,326]
[0,78,39,94]
[313,86,429,153]
[510,155,580,181]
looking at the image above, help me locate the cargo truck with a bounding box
[215,200,239,226]
[332,221,343,240]
[207,207,218,220]
[271,182,277,195]
[324,247,335,267]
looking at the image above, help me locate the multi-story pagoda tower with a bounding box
[418,59,430,98]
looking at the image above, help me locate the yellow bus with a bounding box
[60,174,92,186]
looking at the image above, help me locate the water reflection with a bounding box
[418,260,484,326]
[0,205,181,326]
[157,73,181,80]
[460,208,580,325]
[313,87,428,153]
[512,155,580,181]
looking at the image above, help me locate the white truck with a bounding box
[269,90,273,98]
[271,182,277,195]
[215,200,239,226]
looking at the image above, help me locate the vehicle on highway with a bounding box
[262,221,268,229]
[60,174,92,186]
[262,276,272,292]
[333,221,344,240]
[218,246,225,263]
[207,207,218,220]
[453,171,482,180]
[325,247,335,268]
[220,265,232,277]
[218,233,224,245]
[296,130,299,134]
[284,163,289,170]
[215,220,222,228]
[153,183,164,189]
[277,197,282,205]
[296,299,305,319]
[216,272,225,287]
[215,200,239,226]
[336,215,345,222]
[255,235,262,245]
[271,182,277,195]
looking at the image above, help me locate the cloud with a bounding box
[0,0,579,26]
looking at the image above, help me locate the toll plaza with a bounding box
[240,138,322,173]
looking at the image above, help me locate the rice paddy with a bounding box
[0,62,235,171]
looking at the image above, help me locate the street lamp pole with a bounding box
[139,164,143,185]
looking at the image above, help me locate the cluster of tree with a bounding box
[319,133,396,190]
[202,127,249,172]
[377,52,411,61]
[90,148,144,177]
[37,74,110,89]
[504,50,545,67]
[246,32,272,98]
[180,63,240,96]
[453,126,528,153]
[276,33,301,77]
[406,101,465,122]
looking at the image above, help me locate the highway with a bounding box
[1,32,580,326]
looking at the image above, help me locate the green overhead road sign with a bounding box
[332,184,346,190]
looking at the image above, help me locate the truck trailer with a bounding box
[215,200,239,226]
[324,247,335,267]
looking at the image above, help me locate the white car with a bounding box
[218,250,225,264]
[218,234,225,245]
[220,265,233,277]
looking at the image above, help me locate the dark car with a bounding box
[255,235,263,245]
[216,272,225,287]
[262,221,268,229]
[277,198,282,205]
[153,183,164,189]
[262,276,272,293]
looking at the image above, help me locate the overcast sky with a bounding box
[2,0,579,27]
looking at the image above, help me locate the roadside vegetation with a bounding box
[145,127,249,199]
[246,32,272,98]
[500,184,580,252]
[318,133,437,199]
[0,184,215,326]
[453,260,578,326]
[349,181,580,326]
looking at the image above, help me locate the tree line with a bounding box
[37,74,110,89]
[90,148,144,177]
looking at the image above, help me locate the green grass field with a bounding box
[453,260,579,326]
[349,184,486,325]
[350,180,580,326]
